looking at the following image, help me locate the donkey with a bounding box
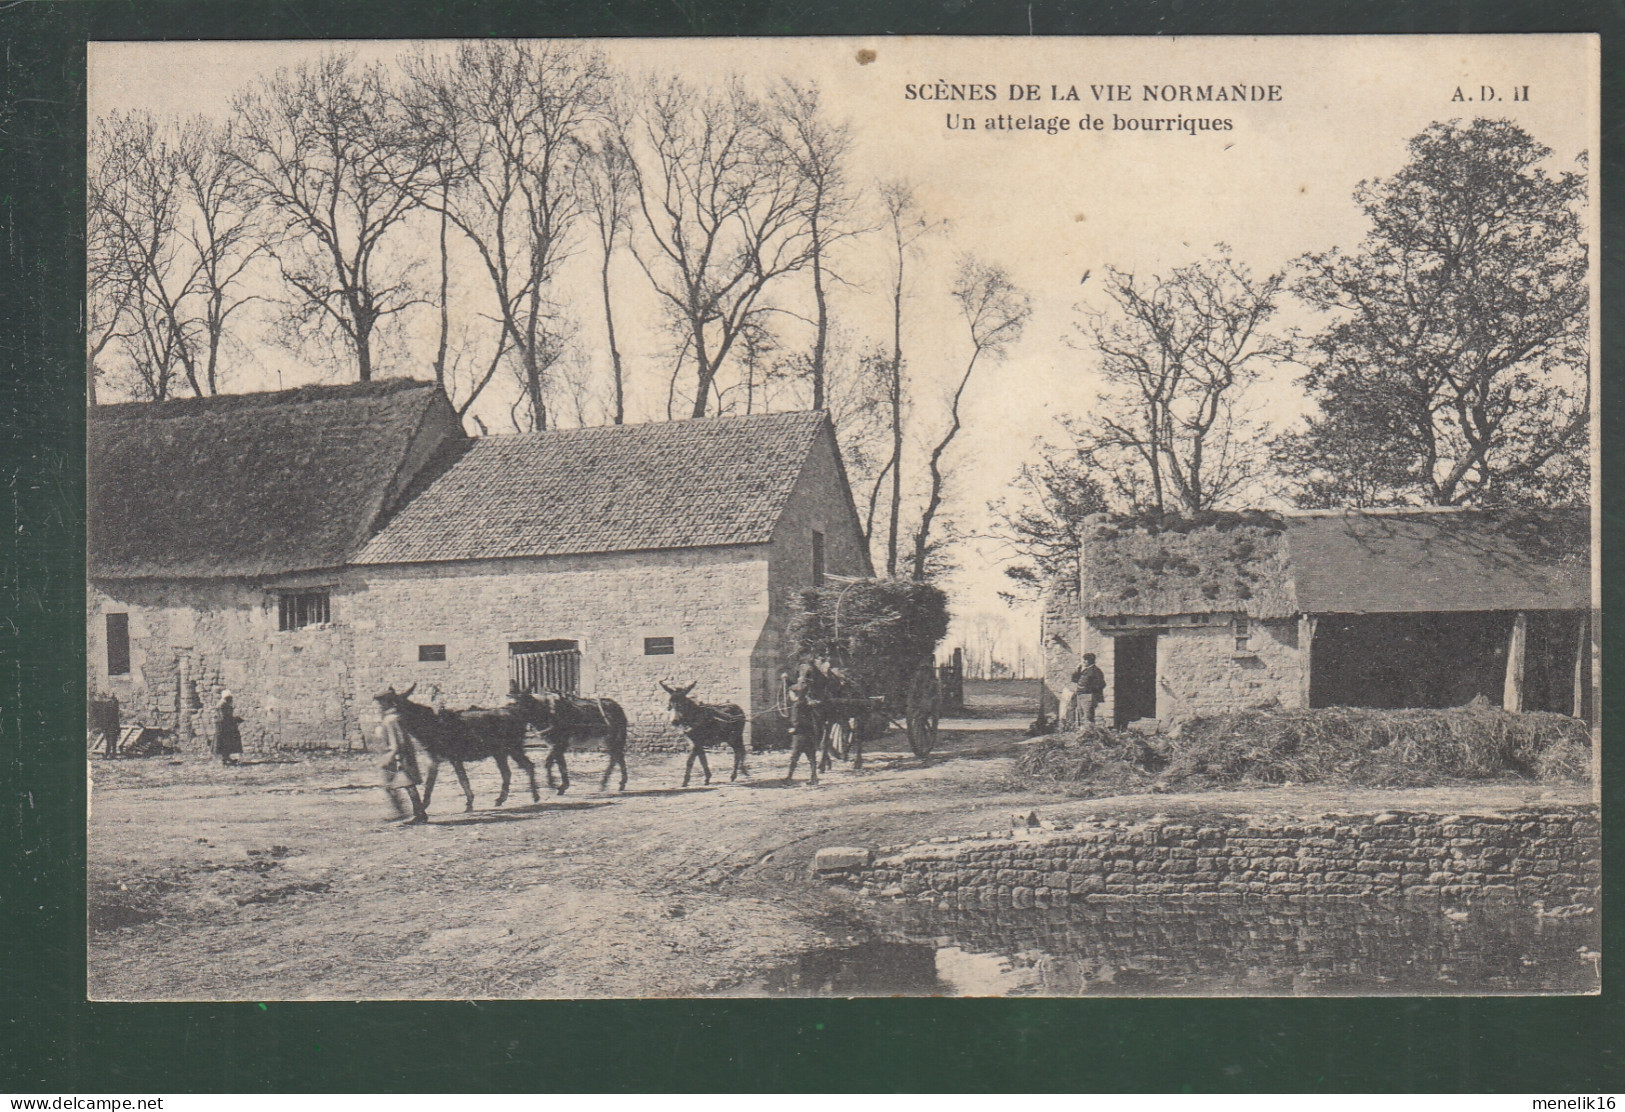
[660,681,748,787]
[373,685,541,817]
[508,690,630,793]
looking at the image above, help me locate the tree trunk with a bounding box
[885,266,905,576]
[810,218,828,410]
[434,188,450,388]
[355,327,373,383]
[690,327,714,418]
[601,258,624,424]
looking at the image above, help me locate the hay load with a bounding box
[1016,703,1592,796]
[786,577,949,693]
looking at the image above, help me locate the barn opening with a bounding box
[509,639,581,694]
[1113,633,1158,727]
[1308,610,1588,715]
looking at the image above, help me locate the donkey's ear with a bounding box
[659,680,674,694]
[679,682,696,696]
[401,683,417,700]
[387,685,397,695]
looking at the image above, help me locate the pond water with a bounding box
[732,898,1600,997]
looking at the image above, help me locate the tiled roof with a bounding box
[1285,509,1589,614]
[356,411,831,564]
[89,380,449,579]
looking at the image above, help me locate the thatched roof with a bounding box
[357,410,835,564]
[89,380,457,579]
[1080,507,1589,619]
[1081,511,1296,619]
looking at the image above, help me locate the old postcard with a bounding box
[85,34,1599,999]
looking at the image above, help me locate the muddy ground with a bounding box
[87,682,1588,1000]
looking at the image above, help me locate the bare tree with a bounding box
[233,55,434,382]
[578,128,636,424]
[403,42,608,429]
[176,116,264,396]
[86,115,143,404]
[766,79,860,411]
[1075,248,1283,514]
[622,76,814,418]
[876,179,942,575]
[88,111,200,401]
[911,256,1030,580]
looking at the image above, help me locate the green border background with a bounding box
[3,0,1619,1092]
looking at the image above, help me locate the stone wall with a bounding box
[349,547,773,749]
[1039,572,1082,720]
[1153,619,1304,720]
[90,575,365,750]
[820,807,1599,909]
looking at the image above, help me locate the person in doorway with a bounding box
[211,691,243,765]
[1077,653,1106,723]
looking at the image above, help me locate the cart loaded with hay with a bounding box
[784,577,951,759]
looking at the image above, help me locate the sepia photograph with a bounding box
[83,33,1599,1000]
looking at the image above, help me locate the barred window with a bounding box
[278,590,330,631]
[643,636,675,656]
[418,644,447,662]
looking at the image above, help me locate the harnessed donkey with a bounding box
[508,690,630,793]
[660,681,749,787]
[372,684,540,817]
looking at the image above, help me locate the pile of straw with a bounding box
[1016,704,1591,796]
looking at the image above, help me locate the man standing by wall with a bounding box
[1077,653,1106,723]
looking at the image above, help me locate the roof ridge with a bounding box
[91,378,438,420]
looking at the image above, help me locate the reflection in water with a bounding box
[737,898,1600,997]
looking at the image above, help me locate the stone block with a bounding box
[811,846,873,873]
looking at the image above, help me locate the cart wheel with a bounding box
[906,711,938,757]
[906,669,941,757]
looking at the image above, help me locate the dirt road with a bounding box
[88,716,1052,1000]
[88,680,1586,1000]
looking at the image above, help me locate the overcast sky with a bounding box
[90,35,1599,666]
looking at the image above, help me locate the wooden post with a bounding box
[1572,612,1587,720]
[1297,614,1317,709]
[1503,611,1527,713]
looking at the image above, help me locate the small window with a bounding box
[418,644,447,663]
[278,590,330,631]
[106,613,130,676]
[811,530,826,586]
[1234,616,1251,651]
[643,636,675,656]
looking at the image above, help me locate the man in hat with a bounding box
[1076,653,1107,723]
[374,692,427,824]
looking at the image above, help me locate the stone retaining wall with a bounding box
[819,806,1598,908]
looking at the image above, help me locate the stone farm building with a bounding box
[1042,508,1593,728]
[88,380,871,750]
